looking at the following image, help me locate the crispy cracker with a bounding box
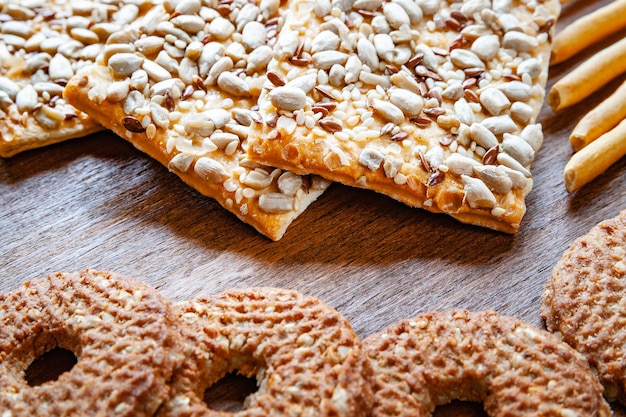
[248,0,560,233]
[65,2,330,241]
[0,1,162,157]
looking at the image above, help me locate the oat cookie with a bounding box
[64,1,330,240]
[158,287,372,417]
[248,0,560,233]
[0,269,181,417]
[363,310,610,416]
[541,209,626,404]
[0,0,160,158]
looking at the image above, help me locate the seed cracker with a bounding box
[0,0,162,158]
[248,0,560,233]
[65,1,330,241]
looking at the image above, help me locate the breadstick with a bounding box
[570,79,626,152]
[548,37,626,112]
[551,0,626,65]
[564,118,626,192]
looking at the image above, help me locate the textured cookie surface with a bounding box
[0,0,161,157]
[64,1,330,240]
[541,209,626,404]
[0,269,180,417]
[363,309,610,417]
[159,287,372,417]
[248,0,560,233]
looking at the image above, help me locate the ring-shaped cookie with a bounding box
[542,209,626,404]
[0,270,180,416]
[158,287,372,416]
[363,309,611,417]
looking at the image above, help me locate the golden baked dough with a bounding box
[248,0,560,233]
[65,2,330,241]
[0,1,161,157]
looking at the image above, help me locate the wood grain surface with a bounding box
[2,1,626,415]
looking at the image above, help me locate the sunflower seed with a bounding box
[371,99,405,124]
[503,31,538,52]
[502,133,535,167]
[106,80,130,102]
[178,57,199,85]
[109,53,144,77]
[473,165,513,194]
[259,193,295,213]
[354,0,383,10]
[462,175,496,208]
[269,86,307,111]
[357,36,379,70]
[312,30,341,54]
[208,16,236,41]
[450,49,485,70]
[206,56,234,85]
[393,0,424,24]
[314,0,332,16]
[469,122,499,149]
[15,84,38,112]
[480,87,511,115]
[171,14,206,34]
[69,27,99,44]
[0,76,20,100]
[471,35,500,61]
[168,153,194,173]
[246,45,273,74]
[499,81,532,102]
[516,58,542,79]
[390,71,422,95]
[359,147,385,170]
[312,50,350,70]
[217,72,251,97]
[520,123,544,152]
[135,36,165,56]
[123,90,145,114]
[242,21,267,51]
[481,115,517,135]
[445,153,481,176]
[383,2,411,30]
[198,42,225,77]
[496,152,532,177]
[2,20,35,38]
[388,87,424,117]
[194,157,229,183]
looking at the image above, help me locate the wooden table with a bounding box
[1,1,625,415]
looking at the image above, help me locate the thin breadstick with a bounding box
[564,118,626,192]
[570,79,626,152]
[551,0,626,65]
[548,37,626,112]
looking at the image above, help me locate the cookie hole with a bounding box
[203,372,258,412]
[434,400,488,416]
[25,347,78,387]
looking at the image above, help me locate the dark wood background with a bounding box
[1,0,625,414]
